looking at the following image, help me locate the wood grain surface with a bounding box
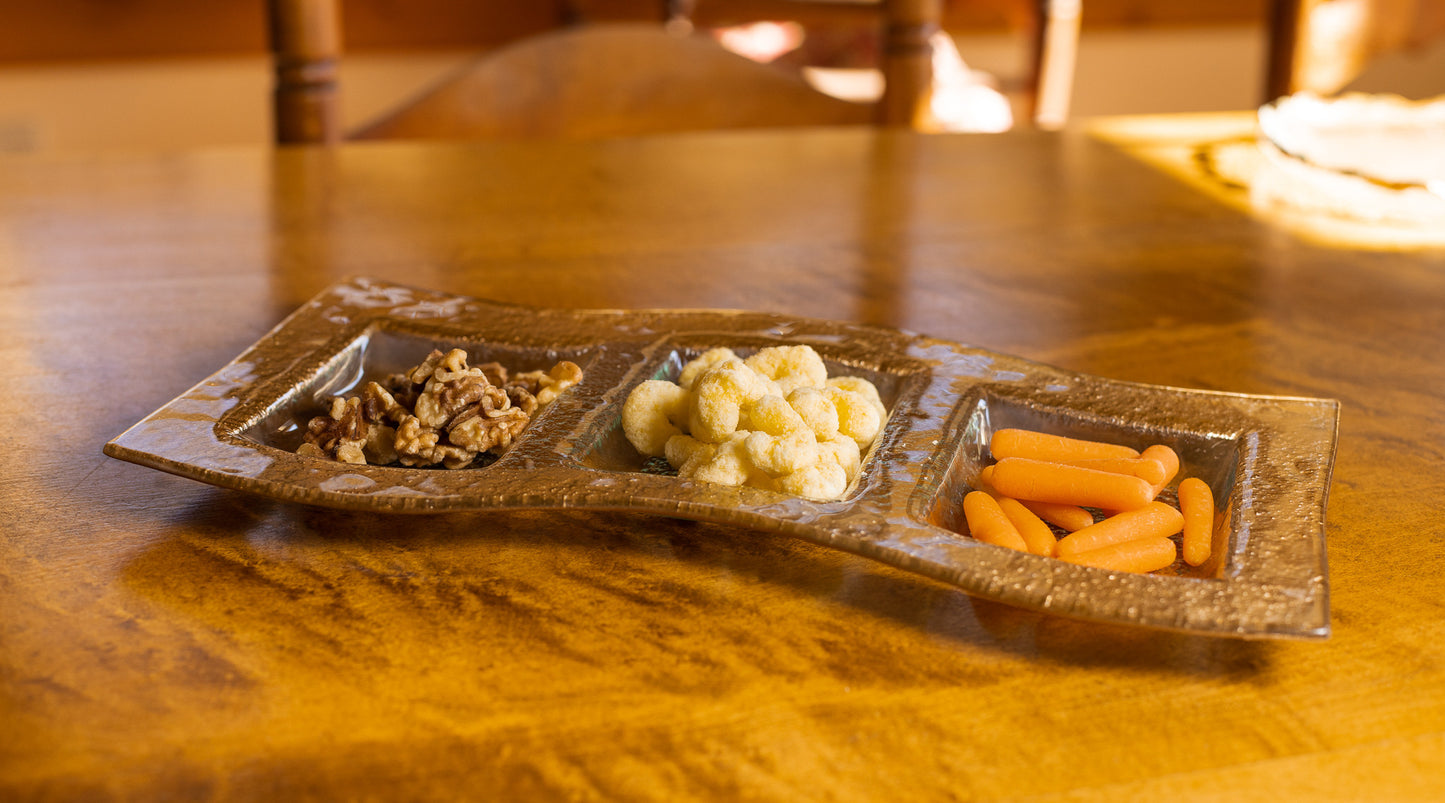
[2,126,1443,801]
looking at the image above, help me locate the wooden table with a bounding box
[3,125,1443,801]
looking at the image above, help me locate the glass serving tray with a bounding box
[105,277,1339,639]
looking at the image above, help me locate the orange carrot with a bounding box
[991,457,1155,512]
[1140,444,1180,494]
[1054,456,1167,487]
[990,428,1139,462]
[979,464,1092,532]
[975,465,997,493]
[1178,476,1215,566]
[963,491,1029,552]
[995,496,1058,557]
[1059,536,1178,574]
[1019,499,1095,532]
[1055,501,1185,558]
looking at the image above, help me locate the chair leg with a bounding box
[1264,0,1306,101]
[879,0,943,129]
[666,0,699,32]
[1030,0,1080,129]
[269,0,344,144]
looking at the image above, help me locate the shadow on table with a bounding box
[122,487,1270,685]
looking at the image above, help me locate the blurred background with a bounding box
[1,0,1442,153]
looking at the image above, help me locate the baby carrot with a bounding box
[976,462,1086,537]
[1055,501,1185,558]
[991,457,1155,512]
[995,496,1058,557]
[975,464,996,493]
[1054,456,1167,487]
[990,428,1140,462]
[1140,444,1180,493]
[1178,476,1215,566]
[963,491,1029,552]
[1018,499,1095,532]
[1060,536,1178,574]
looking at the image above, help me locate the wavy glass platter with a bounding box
[105,277,1339,639]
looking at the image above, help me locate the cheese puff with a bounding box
[777,461,850,501]
[823,385,885,451]
[745,345,829,397]
[664,433,711,472]
[680,432,775,490]
[816,433,862,483]
[622,379,691,458]
[825,375,887,422]
[743,395,819,476]
[678,347,737,390]
[688,358,779,443]
[786,386,841,441]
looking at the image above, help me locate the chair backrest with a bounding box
[351,24,875,141]
[1265,0,1445,100]
[679,0,1081,131]
[267,0,1075,144]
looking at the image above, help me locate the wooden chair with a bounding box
[268,0,1076,144]
[1265,0,1445,100]
[1028,0,1082,129]
[675,0,1081,129]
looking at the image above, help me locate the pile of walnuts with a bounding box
[298,348,581,469]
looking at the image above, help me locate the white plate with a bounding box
[1255,92,1445,226]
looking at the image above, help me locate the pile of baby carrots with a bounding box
[965,428,1215,573]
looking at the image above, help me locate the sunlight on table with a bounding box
[1089,97,1445,251]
